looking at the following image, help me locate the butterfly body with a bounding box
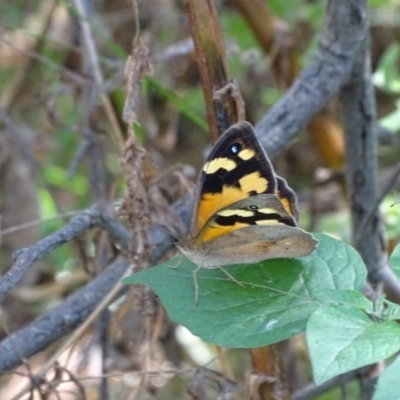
[178,121,318,283]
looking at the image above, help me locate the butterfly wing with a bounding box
[183,194,317,268]
[195,193,295,243]
[195,224,318,267]
[276,176,299,221]
[192,121,279,237]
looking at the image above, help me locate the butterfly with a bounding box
[176,121,318,303]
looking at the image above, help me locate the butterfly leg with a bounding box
[192,264,201,306]
[219,267,245,287]
[169,254,183,269]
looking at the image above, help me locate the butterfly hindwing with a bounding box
[195,193,296,243]
[192,121,278,236]
[183,194,317,267]
[276,176,299,220]
[195,223,318,265]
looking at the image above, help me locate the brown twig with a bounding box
[71,0,125,152]
[231,0,297,86]
[185,0,243,138]
[249,343,290,400]
[0,38,92,89]
[4,259,130,400]
[0,208,130,303]
[0,0,57,110]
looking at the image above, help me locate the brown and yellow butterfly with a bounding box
[177,121,318,302]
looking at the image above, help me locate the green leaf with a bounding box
[307,305,400,385]
[381,299,400,321]
[142,77,207,131]
[124,234,366,348]
[42,165,88,196]
[379,102,400,133]
[373,42,400,94]
[373,356,400,400]
[325,289,373,312]
[370,295,400,321]
[389,243,400,281]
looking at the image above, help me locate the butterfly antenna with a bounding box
[169,254,183,269]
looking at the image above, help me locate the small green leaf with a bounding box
[307,305,400,385]
[142,77,207,131]
[124,234,366,348]
[382,299,400,321]
[373,42,400,94]
[374,295,386,316]
[370,295,400,321]
[389,243,400,281]
[373,356,400,400]
[325,289,373,312]
[379,102,400,133]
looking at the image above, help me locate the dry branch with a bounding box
[0,197,191,372]
[185,0,242,138]
[0,257,128,372]
[256,0,367,159]
[0,209,130,303]
[339,3,386,281]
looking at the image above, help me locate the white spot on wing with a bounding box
[217,209,255,217]
[256,220,282,226]
[257,207,278,214]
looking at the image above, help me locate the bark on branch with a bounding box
[0,208,130,303]
[0,198,191,372]
[256,0,367,159]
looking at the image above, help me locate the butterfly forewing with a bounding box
[192,121,278,236]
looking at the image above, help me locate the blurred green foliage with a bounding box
[373,42,400,132]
